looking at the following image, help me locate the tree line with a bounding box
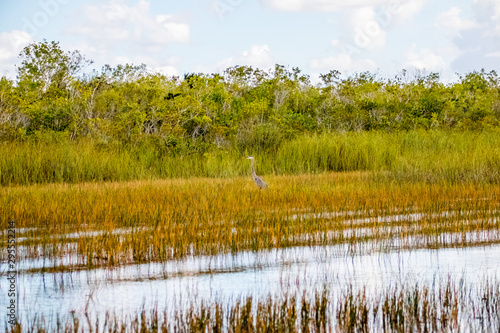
[1,40,499,154]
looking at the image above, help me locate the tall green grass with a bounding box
[1,130,500,185]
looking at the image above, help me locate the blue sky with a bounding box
[1,0,499,82]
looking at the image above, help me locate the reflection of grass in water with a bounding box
[1,172,499,270]
[8,278,500,332]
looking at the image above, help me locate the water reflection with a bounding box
[2,241,499,326]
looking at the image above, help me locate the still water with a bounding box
[2,239,499,326]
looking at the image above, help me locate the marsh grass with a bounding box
[1,130,500,186]
[8,279,500,332]
[1,172,499,270]
[3,130,500,331]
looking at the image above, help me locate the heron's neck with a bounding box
[250,159,256,175]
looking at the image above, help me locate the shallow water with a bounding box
[2,240,499,327]
[1,207,499,328]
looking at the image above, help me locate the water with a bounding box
[2,240,500,327]
[2,208,499,328]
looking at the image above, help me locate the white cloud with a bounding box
[472,0,500,36]
[262,0,426,17]
[485,51,500,58]
[494,3,500,35]
[404,44,446,71]
[263,0,385,12]
[218,45,274,70]
[389,0,426,23]
[433,43,461,58]
[470,0,500,36]
[435,7,479,37]
[65,0,188,76]
[165,56,182,66]
[331,40,341,47]
[154,66,180,77]
[152,15,190,44]
[335,1,426,52]
[348,6,387,50]
[113,56,134,65]
[72,0,190,46]
[443,1,500,73]
[488,2,500,36]
[310,53,378,72]
[0,30,33,78]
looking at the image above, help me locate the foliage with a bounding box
[1,130,500,185]
[1,41,500,185]
[1,41,499,151]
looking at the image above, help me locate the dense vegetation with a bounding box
[3,41,500,332]
[1,40,500,185]
[1,131,500,185]
[2,40,500,144]
[3,172,499,265]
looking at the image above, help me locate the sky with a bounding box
[0,0,499,83]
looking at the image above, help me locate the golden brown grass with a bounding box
[1,172,499,269]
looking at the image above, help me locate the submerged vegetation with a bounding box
[8,278,500,332]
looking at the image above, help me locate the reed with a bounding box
[1,130,500,186]
[2,132,500,331]
[9,278,499,332]
[1,172,499,270]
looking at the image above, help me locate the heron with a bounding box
[247,156,268,189]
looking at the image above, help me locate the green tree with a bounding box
[16,40,93,132]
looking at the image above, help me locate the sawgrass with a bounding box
[2,131,500,331]
[1,172,499,269]
[1,130,500,186]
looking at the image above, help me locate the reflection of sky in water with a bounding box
[1,242,499,327]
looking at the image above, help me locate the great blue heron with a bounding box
[247,156,268,189]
